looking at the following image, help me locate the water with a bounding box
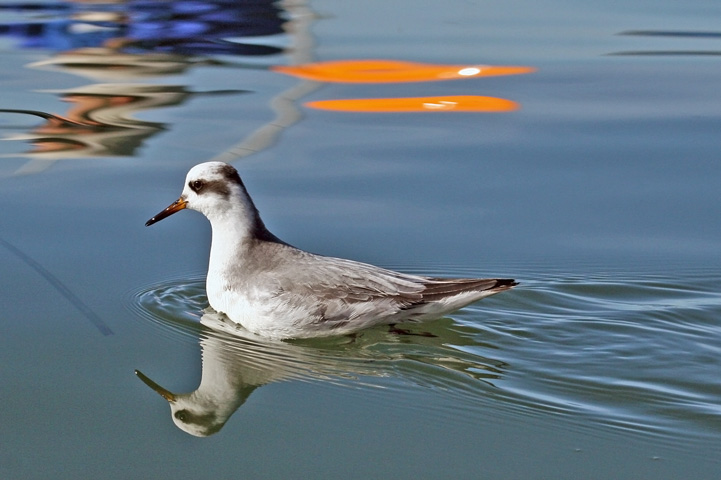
[1,1,720,479]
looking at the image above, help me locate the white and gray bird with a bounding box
[146,162,516,339]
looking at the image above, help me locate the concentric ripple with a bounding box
[127,272,209,344]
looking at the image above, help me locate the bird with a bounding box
[146,162,517,339]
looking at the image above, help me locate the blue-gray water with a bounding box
[1,1,720,479]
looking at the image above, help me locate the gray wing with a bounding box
[253,247,515,324]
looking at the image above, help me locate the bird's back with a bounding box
[215,241,516,338]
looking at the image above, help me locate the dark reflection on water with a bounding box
[608,51,721,56]
[0,236,112,335]
[619,30,721,39]
[610,29,721,56]
[129,276,508,436]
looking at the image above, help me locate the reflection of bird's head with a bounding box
[135,369,229,437]
[169,398,224,437]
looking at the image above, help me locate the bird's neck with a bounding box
[205,194,280,274]
[207,207,257,271]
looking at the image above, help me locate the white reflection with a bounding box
[458,67,482,76]
[135,310,506,437]
[423,101,458,110]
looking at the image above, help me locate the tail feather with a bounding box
[420,277,517,302]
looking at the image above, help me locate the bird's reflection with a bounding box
[135,310,507,437]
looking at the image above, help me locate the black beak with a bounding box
[146,198,187,226]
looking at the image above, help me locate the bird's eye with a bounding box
[190,180,204,192]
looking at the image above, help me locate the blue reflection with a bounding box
[0,1,285,55]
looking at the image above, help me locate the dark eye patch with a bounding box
[189,178,231,198]
[173,409,222,434]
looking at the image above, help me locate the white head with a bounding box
[146,162,268,237]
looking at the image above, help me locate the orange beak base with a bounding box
[135,369,177,402]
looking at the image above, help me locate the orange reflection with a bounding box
[305,95,519,113]
[0,84,195,162]
[272,59,535,83]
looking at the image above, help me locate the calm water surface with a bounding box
[1,1,720,479]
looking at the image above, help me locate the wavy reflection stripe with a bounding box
[273,60,535,83]
[305,95,519,113]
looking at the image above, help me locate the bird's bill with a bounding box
[135,370,177,402]
[145,197,186,226]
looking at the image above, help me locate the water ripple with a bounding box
[471,267,721,447]
[127,265,721,445]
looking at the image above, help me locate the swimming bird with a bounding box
[146,162,516,339]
